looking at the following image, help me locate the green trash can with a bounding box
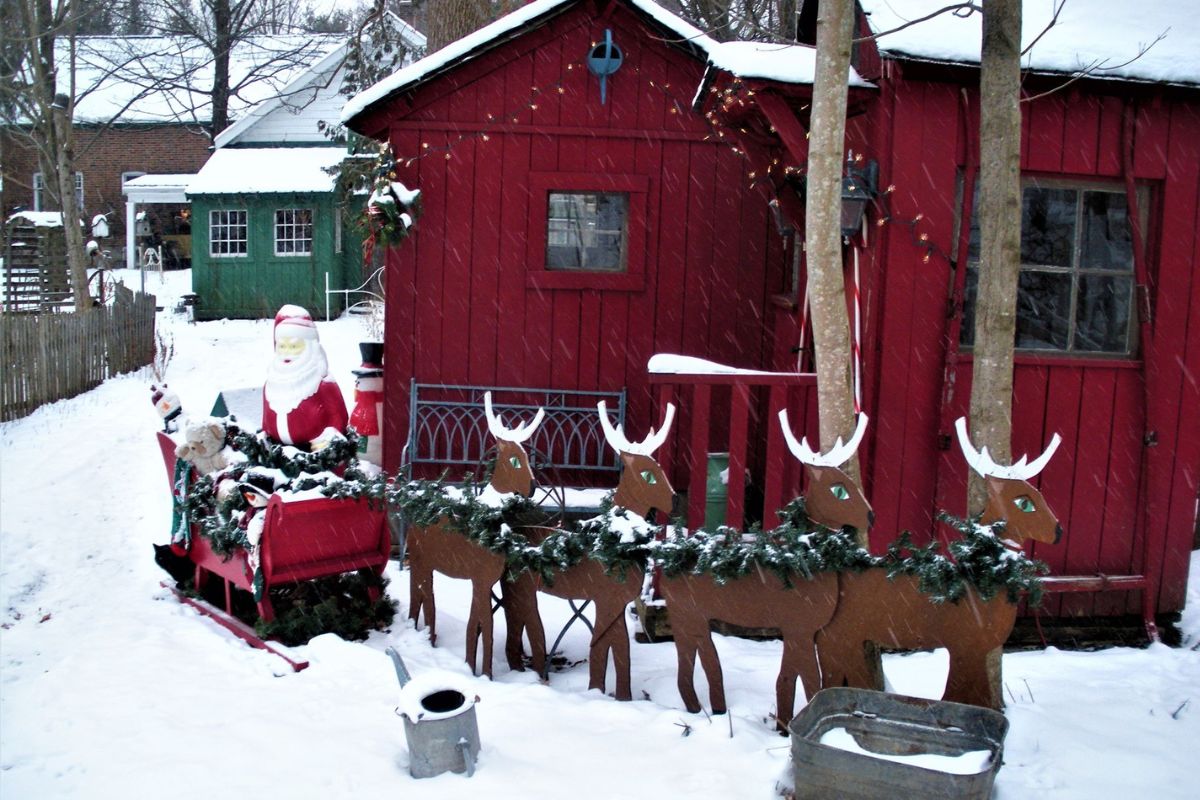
[704,453,729,530]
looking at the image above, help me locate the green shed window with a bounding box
[210,209,248,257]
[275,208,313,256]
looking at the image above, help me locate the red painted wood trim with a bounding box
[755,91,811,167]
[762,384,789,530]
[649,372,817,387]
[162,583,309,672]
[955,353,1143,370]
[687,384,711,531]
[390,120,714,144]
[1040,574,1147,593]
[725,384,751,531]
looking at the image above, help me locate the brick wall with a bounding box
[2,124,211,243]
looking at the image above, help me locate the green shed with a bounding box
[186,146,361,320]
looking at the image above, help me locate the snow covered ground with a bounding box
[2,269,1197,798]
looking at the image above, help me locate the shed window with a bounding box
[961,180,1140,355]
[210,209,248,257]
[275,208,313,256]
[546,192,628,272]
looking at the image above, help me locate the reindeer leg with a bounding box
[695,635,727,715]
[672,634,703,714]
[945,645,1003,709]
[465,584,494,678]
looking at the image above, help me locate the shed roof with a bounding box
[185,147,345,196]
[342,0,718,127]
[860,0,1200,88]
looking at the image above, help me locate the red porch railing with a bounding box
[647,356,818,532]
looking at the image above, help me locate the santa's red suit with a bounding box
[264,379,349,446]
[262,305,349,448]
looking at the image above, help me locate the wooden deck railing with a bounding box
[647,356,818,532]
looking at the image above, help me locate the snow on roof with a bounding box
[5,211,73,228]
[212,14,426,149]
[860,0,1200,88]
[704,40,872,87]
[63,34,344,125]
[186,148,345,196]
[342,0,717,125]
[122,174,194,204]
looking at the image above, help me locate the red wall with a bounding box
[377,4,786,474]
[859,64,1199,616]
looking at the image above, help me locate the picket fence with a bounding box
[0,286,156,422]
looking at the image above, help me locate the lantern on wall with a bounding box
[587,29,623,105]
[840,156,878,239]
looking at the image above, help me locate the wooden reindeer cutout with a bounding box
[956,417,1062,547]
[816,416,1062,710]
[502,402,676,700]
[778,411,874,533]
[658,410,859,732]
[407,392,544,677]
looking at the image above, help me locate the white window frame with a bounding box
[274,208,314,256]
[209,209,249,257]
[121,171,147,187]
[33,171,84,212]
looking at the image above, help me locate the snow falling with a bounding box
[1,269,1197,798]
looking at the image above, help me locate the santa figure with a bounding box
[262,305,348,450]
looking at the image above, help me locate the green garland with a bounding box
[255,571,397,647]
[888,513,1050,605]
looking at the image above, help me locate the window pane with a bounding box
[959,265,978,346]
[1021,186,1076,267]
[1074,274,1132,352]
[546,192,627,272]
[1080,191,1133,272]
[1015,270,1071,350]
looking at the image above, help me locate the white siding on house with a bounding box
[232,64,348,145]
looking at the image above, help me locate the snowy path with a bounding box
[1,270,1196,798]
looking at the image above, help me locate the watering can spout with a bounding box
[386,646,412,688]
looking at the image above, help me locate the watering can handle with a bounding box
[385,647,412,688]
[458,737,476,778]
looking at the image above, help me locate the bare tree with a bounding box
[673,0,798,42]
[424,0,496,52]
[2,1,92,310]
[967,0,1022,514]
[804,0,860,537]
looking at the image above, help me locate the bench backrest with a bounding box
[402,382,626,485]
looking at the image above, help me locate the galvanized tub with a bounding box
[789,688,1008,800]
[387,648,481,779]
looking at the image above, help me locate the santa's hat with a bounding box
[274,305,318,342]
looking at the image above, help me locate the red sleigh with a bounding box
[156,432,391,669]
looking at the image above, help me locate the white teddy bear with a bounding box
[175,417,232,475]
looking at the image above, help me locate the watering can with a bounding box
[386,647,481,779]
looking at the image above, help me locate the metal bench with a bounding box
[401,381,627,514]
[400,382,628,668]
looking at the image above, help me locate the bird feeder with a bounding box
[587,29,623,105]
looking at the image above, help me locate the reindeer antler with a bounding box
[484,391,545,444]
[955,417,1061,481]
[778,410,868,468]
[599,401,676,456]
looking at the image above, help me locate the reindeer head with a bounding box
[779,410,874,534]
[484,392,545,498]
[955,417,1063,547]
[599,401,677,519]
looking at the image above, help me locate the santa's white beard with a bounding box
[265,342,329,415]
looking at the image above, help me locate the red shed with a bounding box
[344,0,1198,632]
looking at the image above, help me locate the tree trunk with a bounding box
[805,0,860,533]
[211,0,233,136]
[968,0,1022,513]
[52,104,91,310]
[425,0,493,52]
